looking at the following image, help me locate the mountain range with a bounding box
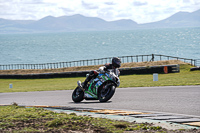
[0,9,200,33]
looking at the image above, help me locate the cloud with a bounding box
[23,0,47,5]
[81,1,99,9]
[60,7,74,14]
[0,0,58,19]
[104,2,116,6]
[0,0,199,23]
[133,1,147,6]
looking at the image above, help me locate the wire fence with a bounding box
[0,54,199,70]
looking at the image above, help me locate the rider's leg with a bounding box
[83,70,98,88]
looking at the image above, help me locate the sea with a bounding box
[0,27,200,65]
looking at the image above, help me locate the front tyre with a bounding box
[98,85,116,102]
[72,87,84,103]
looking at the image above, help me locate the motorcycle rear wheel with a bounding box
[72,87,84,103]
[98,85,116,102]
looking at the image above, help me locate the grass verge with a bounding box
[0,64,199,93]
[1,105,199,133]
[120,64,200,87]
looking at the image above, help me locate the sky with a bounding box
[0,0,200,24]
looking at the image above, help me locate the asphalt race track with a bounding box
[0,86,200,116]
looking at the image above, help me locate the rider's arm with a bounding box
[99,64,112,73]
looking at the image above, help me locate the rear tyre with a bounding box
[98,85,116,102]
[72,87,84,103]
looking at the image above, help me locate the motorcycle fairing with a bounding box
[84,73,112,99]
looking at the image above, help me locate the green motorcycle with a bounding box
[72,69,120,102]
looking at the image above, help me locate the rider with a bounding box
[81,57,121,89]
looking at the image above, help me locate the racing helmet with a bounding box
[112,57,121,68]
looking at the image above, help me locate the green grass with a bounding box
[0,64,199,93]
[0,105,164,132]
[0,77,84,93]
[120,64,200,87]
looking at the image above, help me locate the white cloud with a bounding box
[0,0,199,23]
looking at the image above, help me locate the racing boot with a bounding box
[77,79,90,91]
[77,81,84,90]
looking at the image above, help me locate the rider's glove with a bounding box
[99,66,105,73]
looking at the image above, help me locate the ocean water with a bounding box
[0,27,200,65]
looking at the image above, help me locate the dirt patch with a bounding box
[1,119,107,133]
[0,60,188,75]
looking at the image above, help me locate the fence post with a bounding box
[151,54,154,61]
[142,55,143,62]
[191,59,193,66]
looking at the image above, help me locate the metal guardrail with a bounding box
[150,54,197,66]
[0,54,198,70]
[194,59,200,67]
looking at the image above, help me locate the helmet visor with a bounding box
[114,60,121,68]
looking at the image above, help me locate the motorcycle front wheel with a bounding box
[98,85,116,102]
[72,87,84,103]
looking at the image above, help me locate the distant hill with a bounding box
[0,9,199,33]
[141,9,200,28]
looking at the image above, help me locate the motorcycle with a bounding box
[72,69,120,102]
